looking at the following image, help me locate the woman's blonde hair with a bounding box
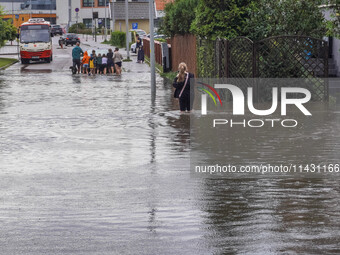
[177,62,187,83]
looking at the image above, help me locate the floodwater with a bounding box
[0,60,339,254]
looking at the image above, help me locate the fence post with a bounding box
[325,40,329,101]
[225,39,229,78]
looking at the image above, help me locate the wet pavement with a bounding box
[0,38,339,254]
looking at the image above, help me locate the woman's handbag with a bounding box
[174,73,189,98]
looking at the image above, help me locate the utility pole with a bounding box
[92,0,94,39]
[110,0,115,32]
[149,0,156,94]
[125,0,130,60]
[68,0,71,29]
[104,0,107,41]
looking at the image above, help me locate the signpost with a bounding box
[75,8,79,33]
[132,23,138,30]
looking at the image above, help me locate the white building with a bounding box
[56,0,156,33]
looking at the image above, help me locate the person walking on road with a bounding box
[72,42,83,74]
[113,48,123,75]
[173,62,195,113]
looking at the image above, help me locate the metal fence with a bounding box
[0,44,19,57]
[197,36,329,101]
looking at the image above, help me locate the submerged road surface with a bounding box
[0,38,339,254]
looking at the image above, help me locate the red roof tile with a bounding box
[155,0,174,11]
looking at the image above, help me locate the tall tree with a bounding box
[244,0,327,41]
[0,7,17,47]
[326,0,340,38]
[191,0,252,39]
[160,0,199,37]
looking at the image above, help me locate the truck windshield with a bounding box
[20,27,50,43]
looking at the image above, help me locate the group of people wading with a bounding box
[71,42,194,113]
[72,42,123,76]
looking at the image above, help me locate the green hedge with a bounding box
[110,31,126,47]
[68,23,86,33]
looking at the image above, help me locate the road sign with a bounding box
[75,8,79,13]
[15,14,19,19]
[132,23,138,29]
[98,19,102,24]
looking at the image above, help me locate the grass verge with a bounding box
[0,58,18,69]
[144,56,177,81]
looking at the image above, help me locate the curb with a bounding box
[0,59,19,70]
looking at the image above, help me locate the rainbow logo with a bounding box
[197,82,223,106]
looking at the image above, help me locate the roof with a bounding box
[113,2,156,20]
[155,0,173,11]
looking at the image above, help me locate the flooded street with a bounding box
[0,40,339,254]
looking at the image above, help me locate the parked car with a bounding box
[63,34,80,46]
[130,29,147,39]
[131,43,137,53]
[51,25,63,36]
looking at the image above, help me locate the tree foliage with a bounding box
[160,0,198,37]
[244,0,327,41]
[326,0,340,38]
[191,0,252,39]
[0,8,17,47]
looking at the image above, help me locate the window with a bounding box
[83,0,94,7]
[83,19,93,28]
[98,0,109,6]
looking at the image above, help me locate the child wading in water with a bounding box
[89,51,96,75]
[82,51,90,74]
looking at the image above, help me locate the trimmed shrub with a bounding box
[110,31,126,47]
[68,23,86,33]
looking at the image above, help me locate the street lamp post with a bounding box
[92,0,94,39]
[149,0,156,94]
[125,0,130,60]
[104,0,107,41]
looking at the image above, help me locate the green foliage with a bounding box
[326,1,340,38]
[244,0,327,40]
[68,23,86,33]
[0,8,17,47]
[160,0,199,37]
[110,31,126,47]
[191,0,252,39]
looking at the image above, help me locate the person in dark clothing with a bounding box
[136,34,142,63]
[173,62,195,113]
[72,42,83,74]
[107,48,114,73]
[137,45,145,63]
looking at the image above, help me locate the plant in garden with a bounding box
[244,0,327,40]
[68,23,86,33]
[110,31,126,47]
[160,0,199,37]
[326,0,340,38]
[191,0,252,39]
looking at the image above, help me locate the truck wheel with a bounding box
[46,57,51,63]
[21,59,28,64]
[50,55,53,62]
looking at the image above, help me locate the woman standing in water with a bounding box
[173,62,195,113]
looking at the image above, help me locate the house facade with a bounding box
[0,0,56,27]
[56,0,156,33]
